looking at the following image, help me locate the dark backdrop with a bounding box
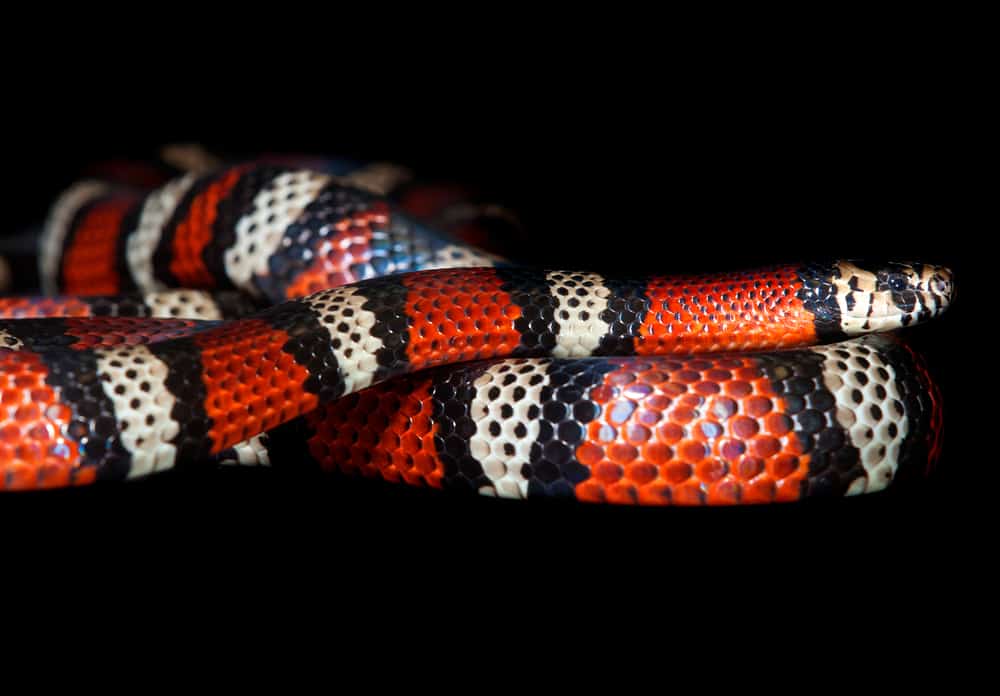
[0,73,984,595]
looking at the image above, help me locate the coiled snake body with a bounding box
[0,161,954,502]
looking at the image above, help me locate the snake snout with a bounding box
[927,265,954,303]
[831,260,954,334]
[890,262,954,322]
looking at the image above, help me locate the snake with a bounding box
[0,159,954,503]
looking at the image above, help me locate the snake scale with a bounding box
[0,157,954,503]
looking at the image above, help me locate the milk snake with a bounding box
[0,159,954,502]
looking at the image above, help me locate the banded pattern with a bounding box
[546,272,613,358]
[127,173,198,293]
[286,265,954,379]
[0,317,216,352]
[39,164,503,305]
[94,345,179,478]
[470,360,554,498]
[40,180,113,295]
[293,335,942,504]
[225,168,332,294]
[13,154,953,502]
[0,351,90,489]
[0,265,950,493]
[59,193,142,294]
[0,291,258,320]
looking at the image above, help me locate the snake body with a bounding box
[0,161,954,501]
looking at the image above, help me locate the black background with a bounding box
[0,52,986,613]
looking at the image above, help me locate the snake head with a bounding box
[832,260,954,333]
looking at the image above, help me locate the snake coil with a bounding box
[0,161,953,502]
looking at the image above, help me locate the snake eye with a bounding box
[888,274,907,292]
